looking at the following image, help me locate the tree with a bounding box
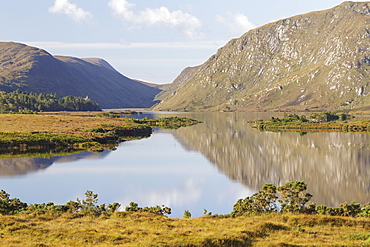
[277,181,312,213]
[0,90,101,112]
[232,184,278,216]
[76,190,100,215]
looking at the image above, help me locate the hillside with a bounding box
[154,1,370,112]
[154,65,201,101]
[0,42,161,109]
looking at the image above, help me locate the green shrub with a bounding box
[125,202,171,216]
[277,181,313,213]
[358,203,370,217]
[84,127,107,133]
[0,190,27,215]
[183,210,192,218]
[340,201,362,217]
[232,184,277,216]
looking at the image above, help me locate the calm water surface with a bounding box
[0,112,369,218]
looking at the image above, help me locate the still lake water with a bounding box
[0,112,369,218]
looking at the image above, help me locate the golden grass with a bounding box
[0,114,139,134]
[0,114,153,154]
[0,212,369,246]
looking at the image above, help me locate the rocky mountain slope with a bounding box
[154,65,201,102]
[0,42,161,109]
[154,1,370,112]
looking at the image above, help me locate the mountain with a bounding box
[154,1,370,112]
[0,42,161,109]
[154,65,201,102]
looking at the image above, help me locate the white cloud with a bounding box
[119,179,203,208]
[49,0,93,22]
[233,13,256,31]
[108,0,202,38]
[217,12,256,36]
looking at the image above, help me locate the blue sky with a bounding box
[1,0,345,84]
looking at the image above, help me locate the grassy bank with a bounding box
[0,212,369,246]
[0,114,201,154]
[250,113,370,134]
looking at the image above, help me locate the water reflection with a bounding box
[170,112,370,207]
[0,151,111,176]
[0,128,251,218]
[0,112,369,217]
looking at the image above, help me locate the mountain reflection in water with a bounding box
[0,112,369,214]
[170,112,370,207]
[0,151,111,177]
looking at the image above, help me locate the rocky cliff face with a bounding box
[0,42,161,108]
[154,1,370,112]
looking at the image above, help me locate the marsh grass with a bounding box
[0,114,201,154]
[0,212,368,246]
[254,118,370,134]
[0,114,154,152]
[0,114,144,133]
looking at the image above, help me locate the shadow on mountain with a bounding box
[0,150,111,177]
[172,112,370,207]
[0,42,161,108]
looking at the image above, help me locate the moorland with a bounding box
[0,181,369,246]
[0,113,201,156]
[1,2,370,246]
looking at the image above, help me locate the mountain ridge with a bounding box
[0,42,161,109]
[154,1,370,112]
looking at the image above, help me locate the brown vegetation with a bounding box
[0,114,133,133]
[0,212,368,246]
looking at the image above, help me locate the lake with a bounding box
[0,112,369,218]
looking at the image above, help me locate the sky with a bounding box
[0,0,346,84]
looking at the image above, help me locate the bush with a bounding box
[277,181,312,213]
[125,202,171,216]
[357,203,370,217]
[232,181,313,216]
[232,184,277,216]
[183,210,191,218]
[84,127,107,133]
[0,190,27,215]
[340,201,361,217]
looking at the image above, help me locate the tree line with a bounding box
[0,181,368,218]
[0,90,101,112]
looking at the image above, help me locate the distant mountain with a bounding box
[154,1,370,112]
[0,42,161,109]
